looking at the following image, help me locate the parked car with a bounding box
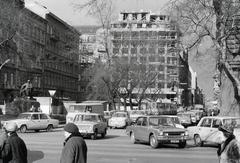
[108,112,131,128]
[1,112,59,133]
[187,116,240,146]
[128,110,146,123]
[72,112,108,140]
[126,115,189,148]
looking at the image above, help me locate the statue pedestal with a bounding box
[5,97,40,116]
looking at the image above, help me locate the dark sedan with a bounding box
[126,115,189,148]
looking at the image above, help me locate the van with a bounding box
[66,101,108,123]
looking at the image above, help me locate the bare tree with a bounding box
[74,0,116,64]
[169,0,240,115]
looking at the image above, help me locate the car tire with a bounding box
[149,134,159,149]
[101,129,107,138]
[178,141,186,148]
[91,130,98,140]
[46,124,53,132]
[130,132,136,144]
[20,125,27,133]
[194,134,203,147]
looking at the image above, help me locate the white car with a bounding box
[187,116,240,146]
[1,112,59,133]
[128,110,146,123]
[72,112,108,140]
[108,112,131,128]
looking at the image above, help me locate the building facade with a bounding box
[110,11,180,101]
[0,0,81,104]
[0,0,25,103]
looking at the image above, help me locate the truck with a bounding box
[66,101,108,123]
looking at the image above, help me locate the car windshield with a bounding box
[112,113,127,117]
[149,117,175,127]
[223,118,240,128]
[17,114,31,119]
[172,117,181,124]
[74,114,99,122]
[82,115,99,121]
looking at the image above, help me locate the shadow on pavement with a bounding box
[84,135,120,140]
[28,150,44,163]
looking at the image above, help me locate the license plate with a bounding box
[170,140,179,143]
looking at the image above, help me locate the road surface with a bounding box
[17,128,219,163]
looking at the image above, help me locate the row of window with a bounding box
[44,61,78,74]
[44,74,77,90]
[112,42,177,48]
[112,31,177,40]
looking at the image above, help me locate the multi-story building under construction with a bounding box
[110,11,180,101]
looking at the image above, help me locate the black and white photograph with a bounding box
[1,0,240,162]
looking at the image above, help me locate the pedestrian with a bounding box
[1,122,28,163]
[217,124,240,163]
[0,127,8,163]
[60,123,87,163]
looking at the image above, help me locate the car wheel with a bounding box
[91,130,98,140]
[130,132,136,144]
[194,134,203,147]
[178,141,186,148]
[101,129,107,138]
[46,124,53,132]
[20,125,27,133]
[149,134,159,149]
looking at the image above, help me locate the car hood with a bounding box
[1,119,27,127]
[2,119,26,123]
[152,126,186,132]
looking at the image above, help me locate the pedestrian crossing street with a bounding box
[19,129,218,163]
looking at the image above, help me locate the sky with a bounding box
[36,0,170,26]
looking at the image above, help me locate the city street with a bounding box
[18,128,219,163]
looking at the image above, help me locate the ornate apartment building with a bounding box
[0,0,80,103]
[110,11,180,101]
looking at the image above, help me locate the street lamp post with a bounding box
[0,59,10,70]
[48,90,56,115]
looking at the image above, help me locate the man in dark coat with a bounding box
[60,123,87,163]
[1,122,28,163]
[217,124,240,163]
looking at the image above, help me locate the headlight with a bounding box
[158,131,163,136]
[182,131,189,136]
[164,133,168,136]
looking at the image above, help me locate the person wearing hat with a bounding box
[0,127,8,163]
[1,122,27,163]
[60,123,87,163]
[217,124,240,163]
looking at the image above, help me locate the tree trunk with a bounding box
[219,64,240,116]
